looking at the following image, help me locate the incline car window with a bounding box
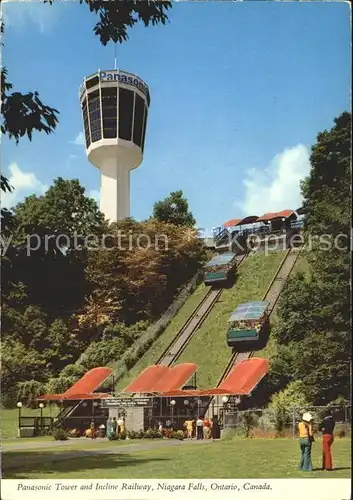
[88,89,102,143]
[101,87,117,139]
[119,88,134,141]
[133,94,144,147]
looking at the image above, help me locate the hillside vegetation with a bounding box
[1,184,206,406]
[116,283,209,391]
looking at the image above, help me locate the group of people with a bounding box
[86,416,126,439]
[106,415,125,439]
[298,410,335,471]
[183,416,220,440]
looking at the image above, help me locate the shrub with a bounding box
[60,364,86,379]
[127,430,141,439]
[221,428,238,440]
[143,428,163,439]
[337,429,346,438]
[240,411,259,438]
[174,430,185,441]
[53,429,69,441]
[268,381,308,437]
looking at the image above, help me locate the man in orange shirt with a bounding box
[203,418,211,439]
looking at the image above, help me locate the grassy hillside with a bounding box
[175,251,285,388]
[116,283,209,391]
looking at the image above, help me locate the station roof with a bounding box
[122,363,197,394]
[122,365,170,393]
[217,358,269,394]
[257,209,295,222]
[161,358,269,397]
[206,252,236,267]
[38,367,113,401]
[149,363,197,392]
[38,393,111,401]
[228,301,269,322]
[222,210,297,228]
[224,219,241,228]
[236,215,260,226]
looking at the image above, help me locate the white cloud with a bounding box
[1,163,48,209]
[71,132,85,146]
[2,1,61,34]
[237,144,310,216]
[88,189,100,203]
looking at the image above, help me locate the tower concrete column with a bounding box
[100,159,130,221]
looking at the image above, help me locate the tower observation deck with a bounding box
[79,70,150,221]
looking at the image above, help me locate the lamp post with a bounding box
[170,400,176,429]
[39,403,44,430]
[16,402,22,429]
[222,396,229,428]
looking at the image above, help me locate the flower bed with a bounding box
[127,428,184,440]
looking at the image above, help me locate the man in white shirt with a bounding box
[196,417,204,440]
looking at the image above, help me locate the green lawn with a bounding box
[176,251,285,388]
[2,437,350,479]
[116,283,209,391]
[1,407,59,440]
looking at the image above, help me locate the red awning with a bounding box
[235,215,259,226]
[224,219,241,228]
[149,363,197,392]
[122,365,170,393]
[257,210,295,222]
[219,358,269,394]
[38,367,113,401]
[160,358,269,397]
[64,367,113,397]
[122,363,197,394]
[38,392,111,401]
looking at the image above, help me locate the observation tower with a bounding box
[79,70,150,221]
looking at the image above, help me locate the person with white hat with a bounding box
[298,412,314,471]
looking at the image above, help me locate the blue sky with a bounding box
[1,1,350,231]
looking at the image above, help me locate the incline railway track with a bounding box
[208,246,302,415]
[156,254,247,367]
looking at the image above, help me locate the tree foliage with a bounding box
[153,190,196,228]
[269,112,351,405]
[44,0,172,45]
[1,175,206,404]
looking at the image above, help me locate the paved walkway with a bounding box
[3,439,215,470]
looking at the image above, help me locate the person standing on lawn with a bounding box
[196,416,204,440]
[184,419,194,439]
[90,419,96,439]
[319,409,335,471]
[298,412,314,471]
[106,417,113,440]
[203,417,211,439]
[112,417,117,437]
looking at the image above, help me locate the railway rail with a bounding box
[208,246,302,416]
[156,254,247,367]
